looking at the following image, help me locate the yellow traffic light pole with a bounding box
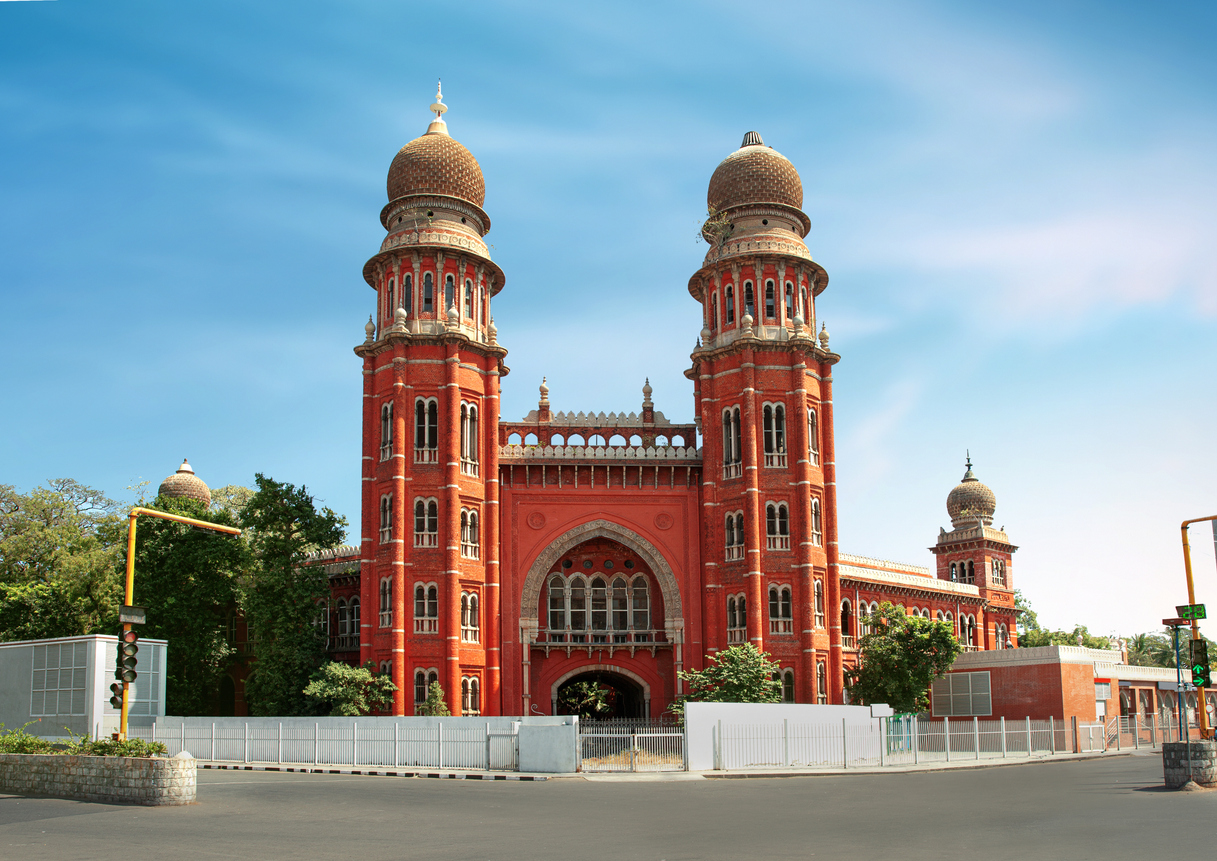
[1181,514,1217,741]
[118,507,242,740]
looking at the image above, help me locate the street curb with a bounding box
[701,751,1134,779]
[197,763,546,780]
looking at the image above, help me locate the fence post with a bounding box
[438,722,444,770]
[716,720,723,771]
[1151,713,1157,748]
[182,722,186,757]
[842,718,848,769]
[353,721,358,767]
[913,717,919,765]
[1049,716,1055,754]
[243,722,248,764]
[1025,716,1031,756]
[1115,716,1121,751]
[784,719,790,768]
[630,729,637,772]
[152,723,156,746]
[314,722,319,765]
[973,717,980,760]
[278,722,282,764]
[394,722,399,769]
[1001,717,1007,758]
[211,722,215,762]
[879,718,885,768]
[1133,714,1139,750]
[1071,715,1078,753]
[944,716,950,762]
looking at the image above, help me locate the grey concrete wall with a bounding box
[0,752,196,805]
[518,724,578,773]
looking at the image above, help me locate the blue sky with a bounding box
[2,0,1215,639]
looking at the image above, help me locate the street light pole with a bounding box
[1180,514,1217,740]
[118,506,242,740]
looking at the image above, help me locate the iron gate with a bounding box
[579,720,685,772]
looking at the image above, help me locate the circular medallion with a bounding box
[654,513,674,530]
[527,512,546,530]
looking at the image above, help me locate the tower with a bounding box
[354,86,507,715]
[931,456,1019,650]
[686,132,843,702]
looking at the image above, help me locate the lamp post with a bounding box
[118,507,242,740]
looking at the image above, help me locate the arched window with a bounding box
[462,676,481,716]
[814,580,825,627]
[784,281,794,321]
[423,272,434,313]
[965,560,975,584]
[811,498,823,546]
[724,511,744,561]
[727,593,747,643]
[379,495,393,543]
[415,398,439,462]
[464,278,473,319]
[380,402,393,461]
[722,407,742,478]
[414,497,439,547]
[460,509,479,558]
[461,678,470,714]
[402,274,412,314]
[763,404,786,466]
[769,585,792,634]
[841,600,854,646]
[461,592,479,642]
[427,584,438,620]
[744,280,755,318]
[766,502,790,550]
[817,662,828,704]
[547,575,566,639]
[350,598,360,633]
[415,670,427,705]
[386,277,395,325]
[315,599,330,636]
[764,279,776,319]
[460,403,480,475]
[710,293,719,332]
[807,408,820,465]
[414,583,426,620]
[569,576,587,640]
[379,579,392,628]
[631,576,650,638]
[611,577,629,640]
[725,284,735,324]
[782,669,795,703]
[413,582,438,633]
[336,599,349,637]
[444,273,455,312]
[590,577,608,640]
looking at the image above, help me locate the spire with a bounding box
[427,79,449,135]
[741,131,764,147]
[963,450,975,481]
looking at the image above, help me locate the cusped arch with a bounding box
[520,519,683,624]
[550,663,652,705]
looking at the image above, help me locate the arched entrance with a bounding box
[553,666,649,719]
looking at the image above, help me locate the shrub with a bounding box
[0,721,57,754]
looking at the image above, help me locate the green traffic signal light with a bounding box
[1189,640,1210,688]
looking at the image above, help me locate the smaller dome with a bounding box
[158,458,212,508]
[946,456,996,528]
[707,131,803,214]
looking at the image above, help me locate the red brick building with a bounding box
[326,90,1020,718]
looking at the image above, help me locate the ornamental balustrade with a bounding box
[499,444,700,461]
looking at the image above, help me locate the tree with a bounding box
[673,644,782,715]
[0,479,125,639]
[558,680,613,720]
[130,493,247,716]
[1014,589,1039,636]
[1019,625,1113,649]
[417,681,451,716]
[303,661,397,716]
[846,602,961,714]
[239,474,346,716]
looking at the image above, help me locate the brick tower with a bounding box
[354,86,507,716]
[930,456,1019,651]
[686,131,844,702]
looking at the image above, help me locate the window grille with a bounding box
[414,398,439,463]
[461,592,480,643]
[379,495,393,543]
[811,498,823,546]
[763,404,787,467]
[414,583,439,634]
[724,512,744,561]
[31,642,88,717]
[931,671,992,717]
[768,586,793,634]
[378,579,392,628]
[380,402,393,462]
[727,594,747,644]
[414,498,439,548]
[766,503,790,551]
[814,580,825,628]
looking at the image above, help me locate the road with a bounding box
[1,753,1212,860]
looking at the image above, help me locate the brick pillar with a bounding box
[791,353,813,700]
[821,363,843,702]
[359,352,376,668]
[391,345,408,714]
[485,362,502,714]
[696,367,720,660]
[741,347,764,653]
[443,342,462,716]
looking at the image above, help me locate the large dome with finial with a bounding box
[158,458,212,508]
[386,83,485,206]
[707,131,803,214]
[946,455,996,528]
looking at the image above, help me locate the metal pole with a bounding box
[181,721,185,755]
[1049,716,1055,754]
[1001,717,1007,758]
[353,721,357,767]
[395,722,399,768]
[211,722,215,762]
[944,716,950,762]
[1180,515,1217,739]
[438,722,443,769]
[1025,716,1031,756]
[1173,626,1185,742]
[973,716,980,760]
[243,722,248,764]
[1134,713,1139,750]
[913,716,919,765]
[315,722,319,765]
[784,718,790,768]
[278,722,282,764]
[842,718,848,768]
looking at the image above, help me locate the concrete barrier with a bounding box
[0,751,196,805]
[1162,740,1217,788]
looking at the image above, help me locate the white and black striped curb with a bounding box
[197,763,546,780]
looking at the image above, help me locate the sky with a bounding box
[2,0,1215,640]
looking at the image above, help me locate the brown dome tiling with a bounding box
[946,460,996,528]
[158,458,212,508]
[707,132,803,214]
[387,132,486,207]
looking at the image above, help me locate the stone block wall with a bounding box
[1162,740,1217,788]
[0,752,196,805]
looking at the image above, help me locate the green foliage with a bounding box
[1019,625,1113,649]
[417,681,451,716]
[303,661,397,716]
[558,681,613,720]
[0,721,57,753]
[1014,589,1038,635]
[846,602,961,714]
[239,474,346,716]
[0,480,125,639]
[132,494,247,716]
[673,644,782,715]
[67,735,168,758]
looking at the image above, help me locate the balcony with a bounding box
[414,532,438,549]
[766,535,791,551]
[460,459,479,477]
[769,619,793,635]
[722,462,742,480]
[414,618,438,634]
[414,448,439,464]
[842,635,856,649]
[724,545,744,562]
[532,628,669,657]
[727,627,747,644]
[764,453,787,468]
[379,445,392,463]
[327,634,359,652]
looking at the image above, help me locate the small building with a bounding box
[0,634,167,739]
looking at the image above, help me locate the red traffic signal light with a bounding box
[115,629,139,684]
[122,629,139,645]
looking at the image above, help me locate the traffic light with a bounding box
[115,629,139,684]
[109,682,123,709]
[1190,639,1210,689]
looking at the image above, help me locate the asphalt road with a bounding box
[2,753,1212,861]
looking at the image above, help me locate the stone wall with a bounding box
[0,751,196,805]
[1162,740,1217,788]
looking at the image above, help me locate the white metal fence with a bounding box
[579,720,684,772]
[133,717,519,771]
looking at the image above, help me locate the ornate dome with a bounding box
[946,457,996,528]
[707,131,803,214]
[158,458,211,508]
[387,132,485,206]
